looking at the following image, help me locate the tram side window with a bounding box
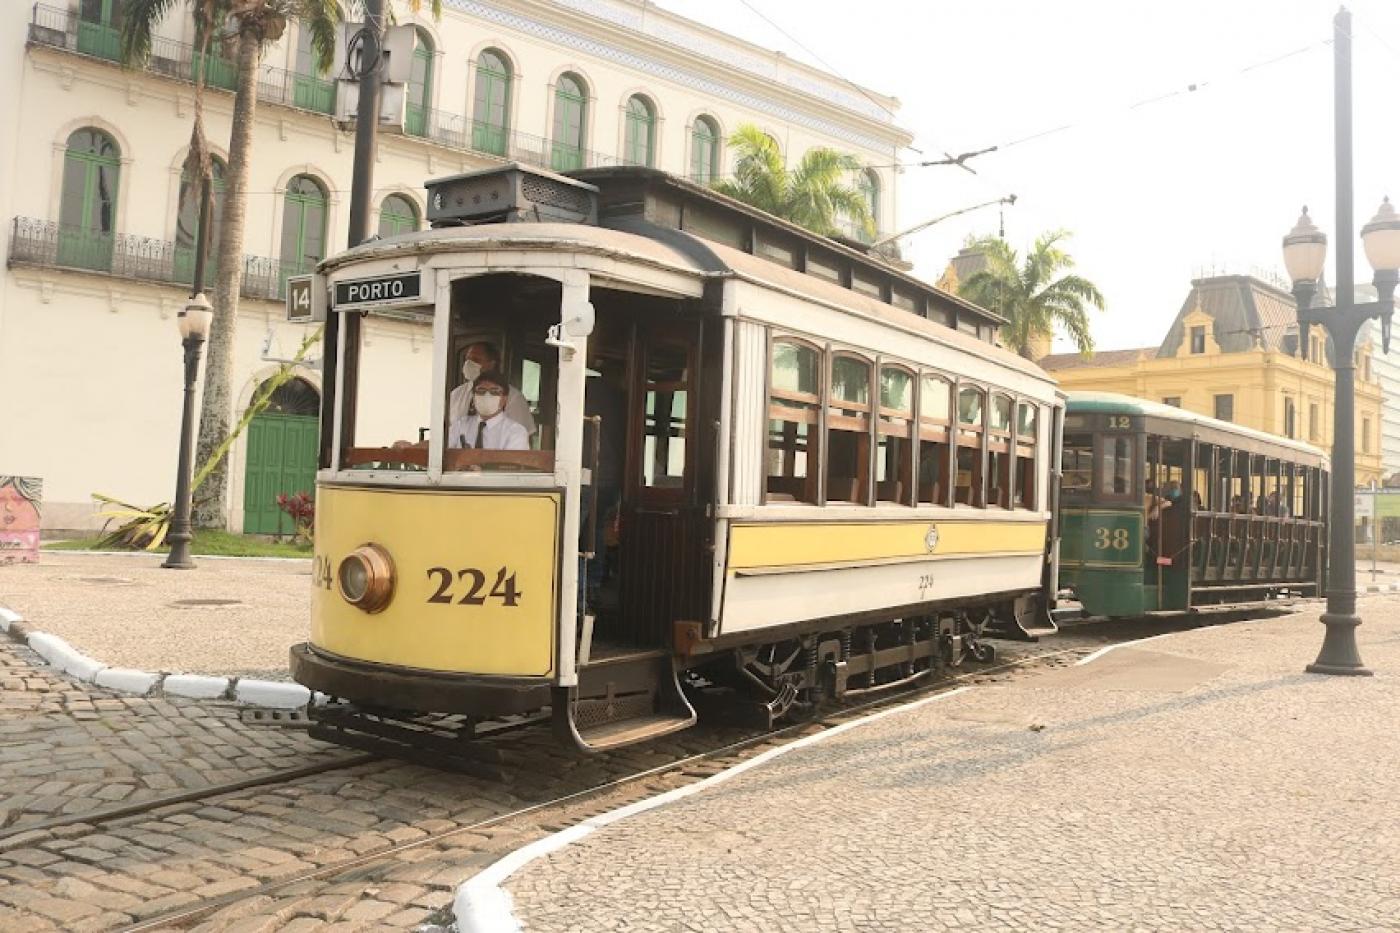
[1293,465,1307,519]
[343,311,435,471]
[766,339,820,503]
[987,394,1013,508]
[1014,402,1037,509]
[918,375,951,505]
[1062,434,1093,497]
[955,386,984,507]
[826,355,872,504]
[1096,434,1135,501]
[876,366,914,504]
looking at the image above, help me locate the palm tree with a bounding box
[711,124,874,239]
[957,230,1105,359]
[121,1,438,529]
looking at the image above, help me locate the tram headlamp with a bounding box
[337,544,395,614]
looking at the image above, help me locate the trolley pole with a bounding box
[347,0,384,247]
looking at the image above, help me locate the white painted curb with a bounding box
[1074,633,1173,667]
[163,673,232,700]
[452,685,972,933]
[0,601,312,711]
[234,679,311,709]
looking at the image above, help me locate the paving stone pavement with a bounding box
[0,638,339,833]
[503,596,1400,932]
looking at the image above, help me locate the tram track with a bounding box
[113,621,1194,933]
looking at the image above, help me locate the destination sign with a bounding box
[333,271,423,309]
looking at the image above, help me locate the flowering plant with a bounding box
[275,492,315,544]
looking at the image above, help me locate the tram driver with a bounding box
[449,340,537,434]
[448,370,531,451]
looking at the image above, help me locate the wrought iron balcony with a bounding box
[8,216,301,302]
[28,5,336,116]
[407,107,623,174]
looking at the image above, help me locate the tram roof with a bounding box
[323,221,1055,384]
[1066,392,1329,464]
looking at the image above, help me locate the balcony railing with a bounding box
[8,216,301,302]
[408,107,623,174]
[29,5,336,116]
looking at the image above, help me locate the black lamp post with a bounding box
[163,294,214,570]
[1280,9,1400,675]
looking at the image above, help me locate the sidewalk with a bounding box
[0,551,310,680]
[495,596,1400,932]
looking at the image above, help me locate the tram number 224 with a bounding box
[426,566,522,607]
[1094,527,1132,551]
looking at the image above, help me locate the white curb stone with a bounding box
[95,667,162,695]
[163,673,231,700]
[27,632,106,682]
[0,607,20,632]
[234,679,311,709]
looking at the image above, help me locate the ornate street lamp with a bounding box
[1281,7,1399,676]
[162,294,214,570]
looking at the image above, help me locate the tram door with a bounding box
[608,320,709,649]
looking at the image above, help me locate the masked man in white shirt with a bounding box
[448,370,530,451]
[448,341,536,434]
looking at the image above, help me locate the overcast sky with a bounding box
[654,0,1400,352]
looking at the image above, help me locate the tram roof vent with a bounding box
[425,163,598,228]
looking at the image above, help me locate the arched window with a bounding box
[877,366,914,504]
[988,393,1014,508]
[766,339,821,503]
[405,29,434,137]
[623,95,655,167]
[689,115,719,184]
[1015,402,1038,509]
[918,375,951,505]
[279,175,328,288]
[955,386,985,506]
[551,73,587,171]
[175,156,227,283]
[378,193,419,237]
[827,354,872,504]
[860,170,880,226]
[59,128,121,271]
[77,0,124,60]
[292,24,335,113]
[472,49,512,156]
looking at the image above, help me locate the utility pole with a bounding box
[347,0,384,247]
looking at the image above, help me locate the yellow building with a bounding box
[1040,274,1384,486]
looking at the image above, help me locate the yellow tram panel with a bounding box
[311,486,560,677]
[727,520,1047,573]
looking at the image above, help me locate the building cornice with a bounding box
[441,0,912,154]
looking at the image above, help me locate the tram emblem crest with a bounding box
[924,524,940,553]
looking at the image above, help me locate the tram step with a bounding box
[555,652,697,753]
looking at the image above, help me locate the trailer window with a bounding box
[642,345,689,489]
[1014,402,1037,509]
[767,339,820,503]
[955,386,984,507]
[1062,434,1093,495]
[876,366,914,504]
[918,375,951,505]
[826,355,872,504]
[987,393,1013,509]
[1098,434,1135,500]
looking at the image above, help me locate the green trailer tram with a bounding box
[1058,393,1330,617]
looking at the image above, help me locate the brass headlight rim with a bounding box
[337,543,396,614]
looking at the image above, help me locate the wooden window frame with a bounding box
[825,350,874,506]
[917,372,953,507]
[954,383,987,508]
[875,362,915,505]
[763,334,823,505]
[1014,399,1038,510]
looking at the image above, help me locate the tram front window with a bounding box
[1061,434,1093,498]
[342,310,435,471]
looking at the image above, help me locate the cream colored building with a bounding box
[0,0,912,532]
[1041,274,1385,486]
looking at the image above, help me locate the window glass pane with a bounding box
[1017,402,1037,438]
[830,356,869,405]
[1099,435,1133,496]
[643,346,688,488]
[378,194,418,237]
[1062,434,1093,493]
[957,387,983,426]
[879,368,912,413]
[920,377,950,422]
[59,155,90,228]
[990,394,1012,432]
[771,341,818,396]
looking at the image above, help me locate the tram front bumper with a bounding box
[289,643,552,716]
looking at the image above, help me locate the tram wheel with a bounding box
[970,641,996,664]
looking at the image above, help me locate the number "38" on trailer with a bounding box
[1093,528,1131,551]
[426,567,522,607]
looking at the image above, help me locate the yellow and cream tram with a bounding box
[289,164,1063,760]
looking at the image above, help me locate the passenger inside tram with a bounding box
[447,369,531,451]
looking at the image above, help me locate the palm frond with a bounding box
[118,0,182,65]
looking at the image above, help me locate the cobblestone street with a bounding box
[502,597,1400,932]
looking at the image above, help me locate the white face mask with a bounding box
[461,358,482,382]
[474,393,503,418]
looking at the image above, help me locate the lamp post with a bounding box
[1280,11,1400,674]
[163,294,214,570]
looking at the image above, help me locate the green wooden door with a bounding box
[243,413,318,535]
[77,0,122,61]
[58,129,120,271]
[471,51,510,156]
